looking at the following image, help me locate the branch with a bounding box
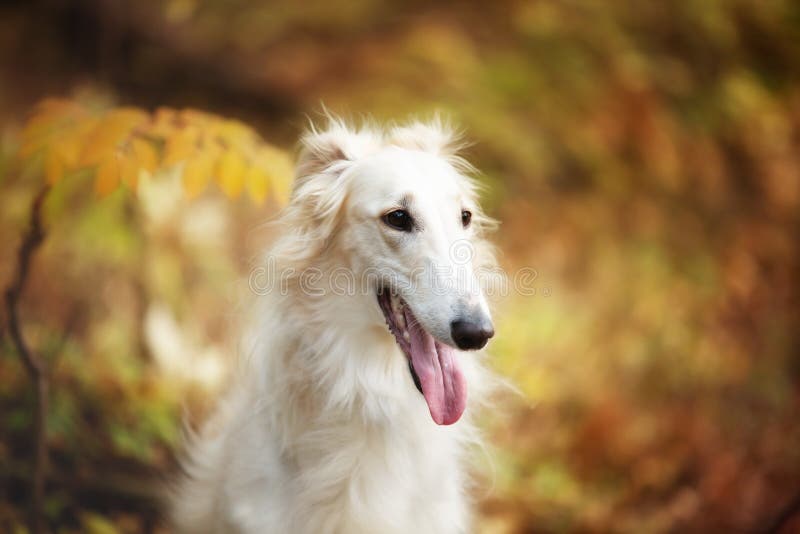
[4,185,51,534]
[760,490,800,534]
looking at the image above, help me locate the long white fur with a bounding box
[171,116,498,534]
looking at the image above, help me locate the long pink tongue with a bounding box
[404,308,467,425]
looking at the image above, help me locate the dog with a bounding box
[171,116,498,534]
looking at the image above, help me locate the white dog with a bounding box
[172,117,498,534]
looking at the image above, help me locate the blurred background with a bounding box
[1,0,799,532]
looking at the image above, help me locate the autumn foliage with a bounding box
[19,98,292,203]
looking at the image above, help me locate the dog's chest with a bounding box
[288,417,467,533]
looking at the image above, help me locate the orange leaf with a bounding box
[131,138,158,173]
[44,148,64,185]
[20,99,84,159]
[94,155,121,196]
[164,127,199,167]
[21,99,80,141]
[55,138,82,170]
[51,118,97,170]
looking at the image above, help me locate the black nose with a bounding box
[450,318,494,350]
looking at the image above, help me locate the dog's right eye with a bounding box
[382,209,414,232]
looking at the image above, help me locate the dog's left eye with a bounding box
[461,210,472,228]
[383,209,414,232]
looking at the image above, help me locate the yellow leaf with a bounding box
[20,99,85,159]
[80,109,147,166]
[163,127,199,167]
[95,155,120,196]
[251,147,293,205]
[216,149,246,198]
[211,119,254,146]
[244,165,269,204]
[182,152,213,198]
[131,138,158,172]
[45,148,64,185]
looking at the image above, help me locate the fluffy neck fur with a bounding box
[230,242,489,533]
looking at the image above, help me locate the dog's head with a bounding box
[283,116,496,425]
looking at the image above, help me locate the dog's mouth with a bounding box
[377,288,467,426]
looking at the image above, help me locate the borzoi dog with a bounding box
[172,117,498,534]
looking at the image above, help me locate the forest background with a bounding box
[1,1,799,532]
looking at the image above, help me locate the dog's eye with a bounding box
[461,210,472,228]
[383,209,414,232]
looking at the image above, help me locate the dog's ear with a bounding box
[296,119,380,180]
[280,120,380,265]
[387,117,466,158]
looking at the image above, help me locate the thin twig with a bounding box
[4,185,51,534]
[46,307,83,378]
